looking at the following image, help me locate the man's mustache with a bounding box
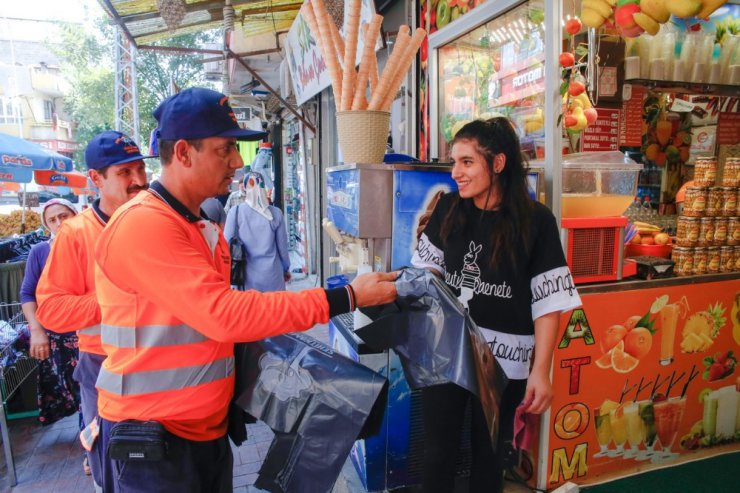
[127,183,149,194]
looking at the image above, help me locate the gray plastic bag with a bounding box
[356,267,508,447]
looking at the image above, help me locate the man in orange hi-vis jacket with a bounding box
[36,130,154,487]
[92,87,398,492]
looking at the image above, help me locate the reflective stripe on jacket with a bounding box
[94,190,330,441]
[37,208,105,355]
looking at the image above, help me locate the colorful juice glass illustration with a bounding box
[624,402,643,459]
[609,406,628,457]
[593,409,612,458]
[659,303,679,365]
[637,400,657,461]
[653,397,686,460]
[658,296,689,366]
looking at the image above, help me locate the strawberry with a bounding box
[717,352,727,365]
[709,362,725,381]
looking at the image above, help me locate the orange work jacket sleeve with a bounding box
[36,216,102,339]
[95,200,329,342]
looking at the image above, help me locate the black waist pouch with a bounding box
[107,420,168,461]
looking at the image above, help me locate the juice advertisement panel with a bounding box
[545,279,740,489]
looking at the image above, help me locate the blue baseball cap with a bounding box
[153,87,267,141]
[85,131,155,171]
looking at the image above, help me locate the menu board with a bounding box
[717,112,740,146]
[582,108,620,152]
[620,85,647,147]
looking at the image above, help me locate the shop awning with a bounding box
[99,0,304,45]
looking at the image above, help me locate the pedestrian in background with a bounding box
[20,199,81,428]
[224,171,291,292]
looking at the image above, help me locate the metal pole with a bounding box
[6,17,27,233]
[227,48,316,134]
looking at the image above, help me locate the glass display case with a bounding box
[431,0,546,161]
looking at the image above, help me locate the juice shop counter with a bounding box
[540,271,740,490]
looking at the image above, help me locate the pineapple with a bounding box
[681,303,726,353]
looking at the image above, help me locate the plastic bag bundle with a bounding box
[233,333,387,493]
[356,267,508,448]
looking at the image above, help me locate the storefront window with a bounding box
[437,0,545,161]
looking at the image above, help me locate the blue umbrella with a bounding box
[0,132,73,172]
[0,165,33,183]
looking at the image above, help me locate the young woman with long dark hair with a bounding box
[411,118,581,492]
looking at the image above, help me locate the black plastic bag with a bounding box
[233,333,387,493]
[229,205,246,288]
[355,267,508,448]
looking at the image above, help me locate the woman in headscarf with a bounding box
[19,199,82,428]
[224,171,291,292]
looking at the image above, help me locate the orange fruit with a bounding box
[595,350,613,369]
[645,143,660,161]
[624,315,642,331]
[623,327,653,359]
[641,235,656,245]
[612,341,639,373]
[600,324,627,354]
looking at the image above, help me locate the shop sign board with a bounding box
[231,106,251,123]
[285,0,380,106]
[619,84,646,147]
[545,279,740,489]
[581,108,620,152]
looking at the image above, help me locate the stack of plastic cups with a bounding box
[719,35,739,84]
[680,32,698,82]
[638,34,652,79]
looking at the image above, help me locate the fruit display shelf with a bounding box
[623,78,740,98]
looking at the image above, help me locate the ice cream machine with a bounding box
[324,163,457,275]
[324,163,457,491]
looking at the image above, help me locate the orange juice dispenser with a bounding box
[559,151,643,284]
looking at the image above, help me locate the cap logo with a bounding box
[219,96,229,106]
[228,111,237,123]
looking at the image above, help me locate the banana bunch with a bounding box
[581,0,617,28]
[524,108,544,134]
[633,220,663,235]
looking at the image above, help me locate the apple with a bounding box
[615,4,640,28]
[641,235,655,246]
[565,18,582,35]
[654,232,670,245]
[631,233,642,245]
[559,52,575,67]
[568,81,586,96]
[584,108,598,124]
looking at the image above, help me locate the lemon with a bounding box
[650,295,669,314]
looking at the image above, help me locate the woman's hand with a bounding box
[523,368,553,414]
[29,325,50,360]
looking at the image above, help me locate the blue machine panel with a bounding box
[326,168,361,237]
[391,170,457,269]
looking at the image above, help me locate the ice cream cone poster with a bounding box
[544,278,740,490]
